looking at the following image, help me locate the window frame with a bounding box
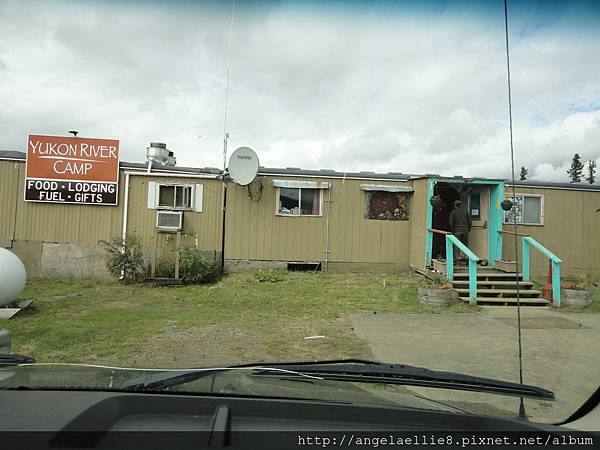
[275,187,323,217]
[503,193,544,226]
[363,190,411,221]
[157,183,194,210]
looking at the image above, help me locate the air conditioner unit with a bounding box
[156,211,183,231]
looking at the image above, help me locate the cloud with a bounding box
[1,0,599,182]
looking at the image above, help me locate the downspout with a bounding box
[120,172,131,280]
[324,187,332,271]
[11,162,21,243]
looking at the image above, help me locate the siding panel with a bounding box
[502,186,600,276]
[225,175,413,269]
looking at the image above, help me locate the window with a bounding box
[147,182,203,212]
[469,193,481,220]
[158,185,192,208]
[277,188,321,216]
[503,194,543,225]
[364,191,410,220]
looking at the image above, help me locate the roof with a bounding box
[0,150,26,160]
[256,166,414,181]
[507,179,600,191]
[120,161,222,175]
[2,149,600,190]
[0,150,222,175]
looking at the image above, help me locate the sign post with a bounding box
[24,134,120,206]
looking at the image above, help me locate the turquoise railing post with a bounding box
[446,238,454,281]
[552,261,561,306]
[468,258,477,303]
[522,239,531,281]
[445,234,479,305]
[522,236,562,306]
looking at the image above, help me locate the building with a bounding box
[1,149,599,281]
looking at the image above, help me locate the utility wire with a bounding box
[503,0,526,419]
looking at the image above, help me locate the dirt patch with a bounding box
[116,317,369,369]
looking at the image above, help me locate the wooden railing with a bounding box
[523,236,562,306]
[497,230,561,306]
[445,235,479,304]
[428,227,479,304]
[498,229,529,237]
[428,228,451,235]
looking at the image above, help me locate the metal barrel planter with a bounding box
[418,287,453,308]
[560,288,593,309]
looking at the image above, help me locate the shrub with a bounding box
[561,275,593,291]
[254,268,282,283]
[179,247,221,284]
[99,235,145,283]
[156,260,176,278]
[422,274,451,289]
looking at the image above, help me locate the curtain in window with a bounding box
[311,189,320,215]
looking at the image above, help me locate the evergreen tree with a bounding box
[519,166,528,181]
[567,153,584,183]
[586,160,597,184]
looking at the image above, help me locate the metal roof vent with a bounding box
[146,142,176,173]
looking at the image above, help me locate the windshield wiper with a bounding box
[122,366,322,391]
[245,359,554,400]
[123,358,553,400]
[0,354,36,366]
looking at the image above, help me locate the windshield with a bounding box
[1,0,599,426]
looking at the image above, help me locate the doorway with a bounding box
[429,181,491,264]
[431,183,460,260]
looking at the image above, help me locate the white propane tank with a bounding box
[0,248,27,306]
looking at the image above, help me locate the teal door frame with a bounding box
[425,178,504,268]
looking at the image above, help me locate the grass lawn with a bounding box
[6,271,477,368]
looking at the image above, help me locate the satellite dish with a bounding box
[228,147,259,186]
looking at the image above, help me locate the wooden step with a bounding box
[451,280,534,287]
[459,297,550,305]
[453,272,523,280]
[454,288,542,296]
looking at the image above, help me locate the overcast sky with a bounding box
[1,0,599,181]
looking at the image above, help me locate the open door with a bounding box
[467,186,489,262]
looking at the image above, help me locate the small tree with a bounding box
[519,166,528,181]
[99,235,145,283]
[179,247,221,284]
[586,160,597,184]
[567,153,584,183]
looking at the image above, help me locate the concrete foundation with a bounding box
[6,240,222,280]
[326,261,408,273]
[9,240,43,279]
[225,259,288,272]
[40,242,113,279]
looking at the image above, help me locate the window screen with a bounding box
[158,186,175,207]
[523,196,542,224]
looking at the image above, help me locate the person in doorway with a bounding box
[448,200,472,265]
